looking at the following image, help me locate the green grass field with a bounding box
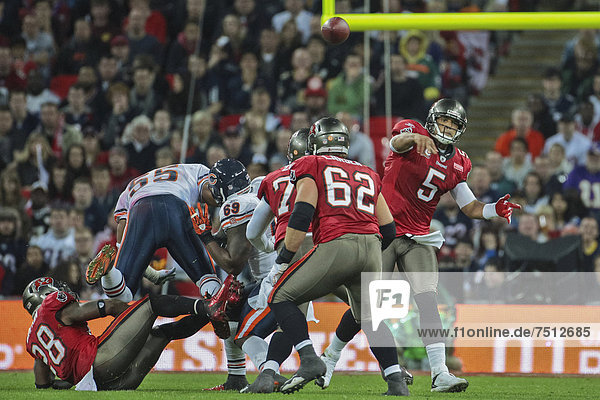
[1,371,598,399]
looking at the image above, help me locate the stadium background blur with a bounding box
[1,0,600,377]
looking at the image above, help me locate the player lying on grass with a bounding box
[24,276,240,391]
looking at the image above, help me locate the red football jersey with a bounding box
[258,164,296,248]
[26,291,98,384]
[290,155,381,244]
[382,119,472,236]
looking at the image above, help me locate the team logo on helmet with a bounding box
[33,277,54,290]
[208,173,218,186]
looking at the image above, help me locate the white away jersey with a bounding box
[114,164,209,221]
[218,192,276,280]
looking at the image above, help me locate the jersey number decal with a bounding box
[417,168,446,202]
[128,166,179,195]
[323,166,375,214]
[31,324,66,368]
[272,176,294,216]
[223,202,240,216]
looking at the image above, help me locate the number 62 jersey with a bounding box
[381,120,472,237]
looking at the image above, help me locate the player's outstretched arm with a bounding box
[246,198,276,253]
[453,182,521,223]
[57,299,130,325]
[205,223,253,275]
[390,132,438,156]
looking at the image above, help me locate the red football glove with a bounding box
[494,194,521,224]
[189,204,212,235]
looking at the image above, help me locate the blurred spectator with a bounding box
[561,32,598,100]
[225,51,267,113]
[24,181,51,237]
[206,143,227,168]
[0,207,27,295]
[125,0,167,44]
[72,226,98,294]
[122,115,158,173]
[517,212,546,243]
[69,208,86,231]
[439,31,468,107]
[564,143,600,218]
[541,67,576,122]
[245,86,281,134]
[0,105,14,169]
[231,0,271,50]
[110,35,132,81]
[129,59,163,117]
[372,53,426,120]
[502,137,532,189]
[64,143,90,193]
[25,70,60,114]
[521,172,549,215]
[269,127,292,171]
[275,19,303,78]
[587,70,600,122]
[222,125,253,166]
[526,92,557,140]
[547,142,573,177]
[8,89,40,152]
[494,108,545,159]
[81,127,107,167]
[468,257,506,304]
[12,245,49,296]
[306,34,337,81]
[125,7,163,64]
[580,216,600,272]
[0,169,25,212]
[0,45,27,93]
[29,203,76,268]
[155,146,175,168]
[304,76,328,122]
[71,177,105,234]
[165,19,200,74]
[60,83,94,129]
[272,0,313,44]
[485,150,516,195]
[247,160,269,181]
[432,192,473,248]
[474,226,500,271]
[218,14,249,64]
[549,191,582,233]
[14,133,55,188]
[90,164,118,224]
[467,164,499,203]
[458,29,491,98]
[336,111,375,170]
[151,109,172,148]
[97,54,120,94]
[93,208,117,255]
[257,28,281,81]
[185,110,221,165]
[47,162,70,203]
[289,109,310,132]
[575,99,599,139]
[107,145,139,193]
[533,154,563,196]
[453,239,477,272]
[21,13,55,80]
[55,17,99,75]
[89,0,120,51]
[399,30,441,104]
[543,112,591,166]
[33,102,81,158]
[51,258,83,297]
[327,53,367,117]
[277,47,311,114]
[102,82,135,149]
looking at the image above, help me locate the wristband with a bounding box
[287,201,314,232]
[275,244,296,264]
[482,203,498,220]
[97,300,107,317]
[200,231,216,245]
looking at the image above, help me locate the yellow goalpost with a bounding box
[321,0,600,31]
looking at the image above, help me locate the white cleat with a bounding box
[431,372,469,392]
[315,349,340,389]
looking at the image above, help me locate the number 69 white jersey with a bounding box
[218,191,276,281]
[114,164,210,222]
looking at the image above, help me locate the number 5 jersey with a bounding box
[381,119,472,237]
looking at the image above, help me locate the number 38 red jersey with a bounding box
[381,119,472,237]
[290,155,382,244]
[26,291,98,384]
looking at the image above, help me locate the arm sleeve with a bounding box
[450,181,477,209]
[246,198,275,253]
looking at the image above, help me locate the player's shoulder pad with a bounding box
[289,155,316,183]
[219,193,258,231]
[392,119,428,136]
[43,291,77,311]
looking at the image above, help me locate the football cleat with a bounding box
[204,374,248,391]
[86,244,116,284]
[431,372,469,392]
[280,354,326,394]
[315,349,339,389]
[384,371,410,396]
[400,366,414,386]
[240,370,275,393]
[227,277,244,306]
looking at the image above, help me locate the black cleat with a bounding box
[280,354,326,394]
[384,372,410,396]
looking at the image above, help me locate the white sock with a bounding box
[143,265,159,282]
[197,274,221,297]
[383,365,401,377]
[426,342,449,377]
[101,268,132,301]
[327,334,347,355]
[295,339,312,352]
[241,336,268,371]
[224,325,246,376]
[262,360,280,373]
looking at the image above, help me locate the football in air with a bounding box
[321,17,350,45]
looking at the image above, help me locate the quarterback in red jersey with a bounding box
[267,117,409,396]
[24,277,236,391]
[381,98,521,393]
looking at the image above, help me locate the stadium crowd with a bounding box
[0,0,600,305]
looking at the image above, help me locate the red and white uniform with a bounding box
[114,163,210,222]
[26,291,98,384]
[382,120,472,237]
[290,155,381,244]
[258,164,297,248]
